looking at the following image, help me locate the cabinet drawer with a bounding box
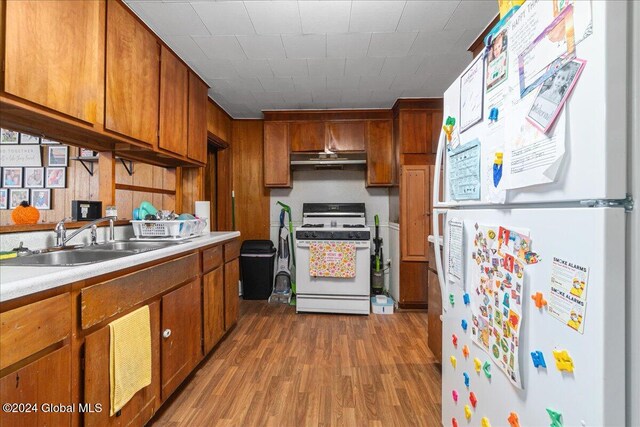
[81,254,198,329]
[0,293,70,370]
[223,240,241,262]
[202,245,223,273]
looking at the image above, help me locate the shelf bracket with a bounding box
[77,159,95,176]
[119,158,133,176]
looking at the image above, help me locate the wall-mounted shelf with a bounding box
[71,156,133,176]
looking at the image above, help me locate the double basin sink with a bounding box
[1,241,182,266]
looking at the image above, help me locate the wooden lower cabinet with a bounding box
[161,279,202,400]
[399,261,428,308]
[224,258,240,330]
[0,345,71,427]
[84,302,161,427]
[203,267,225,353]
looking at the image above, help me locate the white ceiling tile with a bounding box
[231,59,273,78]
[311,90,343,104]
[244,1,301,35]
[162,35,205,63]
[132,2,209,36]
[293,75,327,91]
[345,57,384,76]
[282,91,313,104]
[397,1,460,32]
[237,35,285,59]
[455,28,485,51]
[269,58,309,77]
[417,53,470,77]
[282,34,326,59]
[193,35,247,60]
[409,30,466,56]
[444,1,498,31]
[390,73,428,90]
[358,75,395,91]
[367,32,417,57]
[379,55,423,76]
[327,33,372,59]
[191,2,255,35]
[369,89,401,105]
[299,1,351,34]
[326,75,361,90]
[349,1,406,33]
[307,58,345,77]
[252,91,285,105]
[224,78,265,92]
[191,58,237,79]
[259,77,296,92]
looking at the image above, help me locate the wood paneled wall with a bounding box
[114,162,176,220]
[230,120,270,241]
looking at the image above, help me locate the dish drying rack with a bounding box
[130,218,207,241]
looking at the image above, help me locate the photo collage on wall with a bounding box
[469,223,539,389]
[0,128,68,210]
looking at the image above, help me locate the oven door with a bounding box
[295,240,371,296]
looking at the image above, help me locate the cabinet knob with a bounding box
[162,329,172,339]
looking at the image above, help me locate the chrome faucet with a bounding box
[55,216,117,247]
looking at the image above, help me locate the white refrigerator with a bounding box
[432,2,631,426]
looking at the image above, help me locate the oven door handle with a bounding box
[296,241,370,249]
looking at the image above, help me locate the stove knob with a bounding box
[349,232,356,239]
[311,232,317,239]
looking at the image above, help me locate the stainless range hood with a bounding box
[290,152,366,169]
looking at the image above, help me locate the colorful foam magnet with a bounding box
[443,116,456,142]
[493,152,503,187]
[463,372,470,388]
[450,355,457,368]
[452,334,458,347]
[463,293,470,305]
[469,391,477,408]
[462,345,470,359]
[452,418,458,427]
[474,358,482,373]
[481,417,492,427]
[464,405,472,420]
[508,412,520,427]
[450,293,455,306]
[546,408,563,427]
[531,351,547,368]
[461,319,468,331]
[531,292,548,309]
[483,361,492,379]
[489,107,499,122]
[452,389,459,402]
[552,349,574,373]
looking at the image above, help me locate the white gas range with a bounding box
[295,203,370,315]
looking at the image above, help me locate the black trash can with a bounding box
[240,240,277,300]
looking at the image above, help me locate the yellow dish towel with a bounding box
[109,306,152,416]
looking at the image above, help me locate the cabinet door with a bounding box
[224,259,240,330]
[0,345,71,427]
[105,0,160,146]
[326,121,365,152]
[289,122,325,152]
[400,164,430,261]
[399,110,431,154]
[84,302,161,427]
[427,269,442,361]
[161,279,201,400]
[430,110,443,154]
[203,267,225,354]
[159,46,189,157]
[399,261,428,307]
[366,120,394,186]
[187,72,208,164]
[264,122,291,187]
[4,0,102,124]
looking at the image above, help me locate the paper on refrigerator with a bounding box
[447,218,464,286]
[448,139,481,200]
[548,256,589,334]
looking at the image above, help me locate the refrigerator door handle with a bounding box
[432,208,449,313]
[433,130,447,208]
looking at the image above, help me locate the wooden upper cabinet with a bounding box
[326,121,365,152]
[430,110,444,154]
[159,46,189,157]
[264,122,291,188]
[105,0,160,146]
[4,0,103,124]
[400,164,431,261]
[207,100,231,144]
[366,120,394,186]
[289,122,325,152]
[399,110,434,154]
[187,72,208,164]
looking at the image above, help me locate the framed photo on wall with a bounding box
[19,133,40,144]
[2,167,22,188]
[47,145,68,166]
[79,148,96,158]
[46,167,66,188]
[41,138,60,145]
[9,188,29,209]
[1,129,19,144]
[0,189,7,210]
[31,188,51,210]
[24,167,45,188]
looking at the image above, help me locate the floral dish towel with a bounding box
[309,241,357,278]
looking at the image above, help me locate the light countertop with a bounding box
[0,231,240,302]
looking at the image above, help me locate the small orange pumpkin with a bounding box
[11,201,40,225]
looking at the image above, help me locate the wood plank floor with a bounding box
[149,301,442,426]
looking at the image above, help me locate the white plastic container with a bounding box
[130,219,206,240]
[371,296,394,314]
